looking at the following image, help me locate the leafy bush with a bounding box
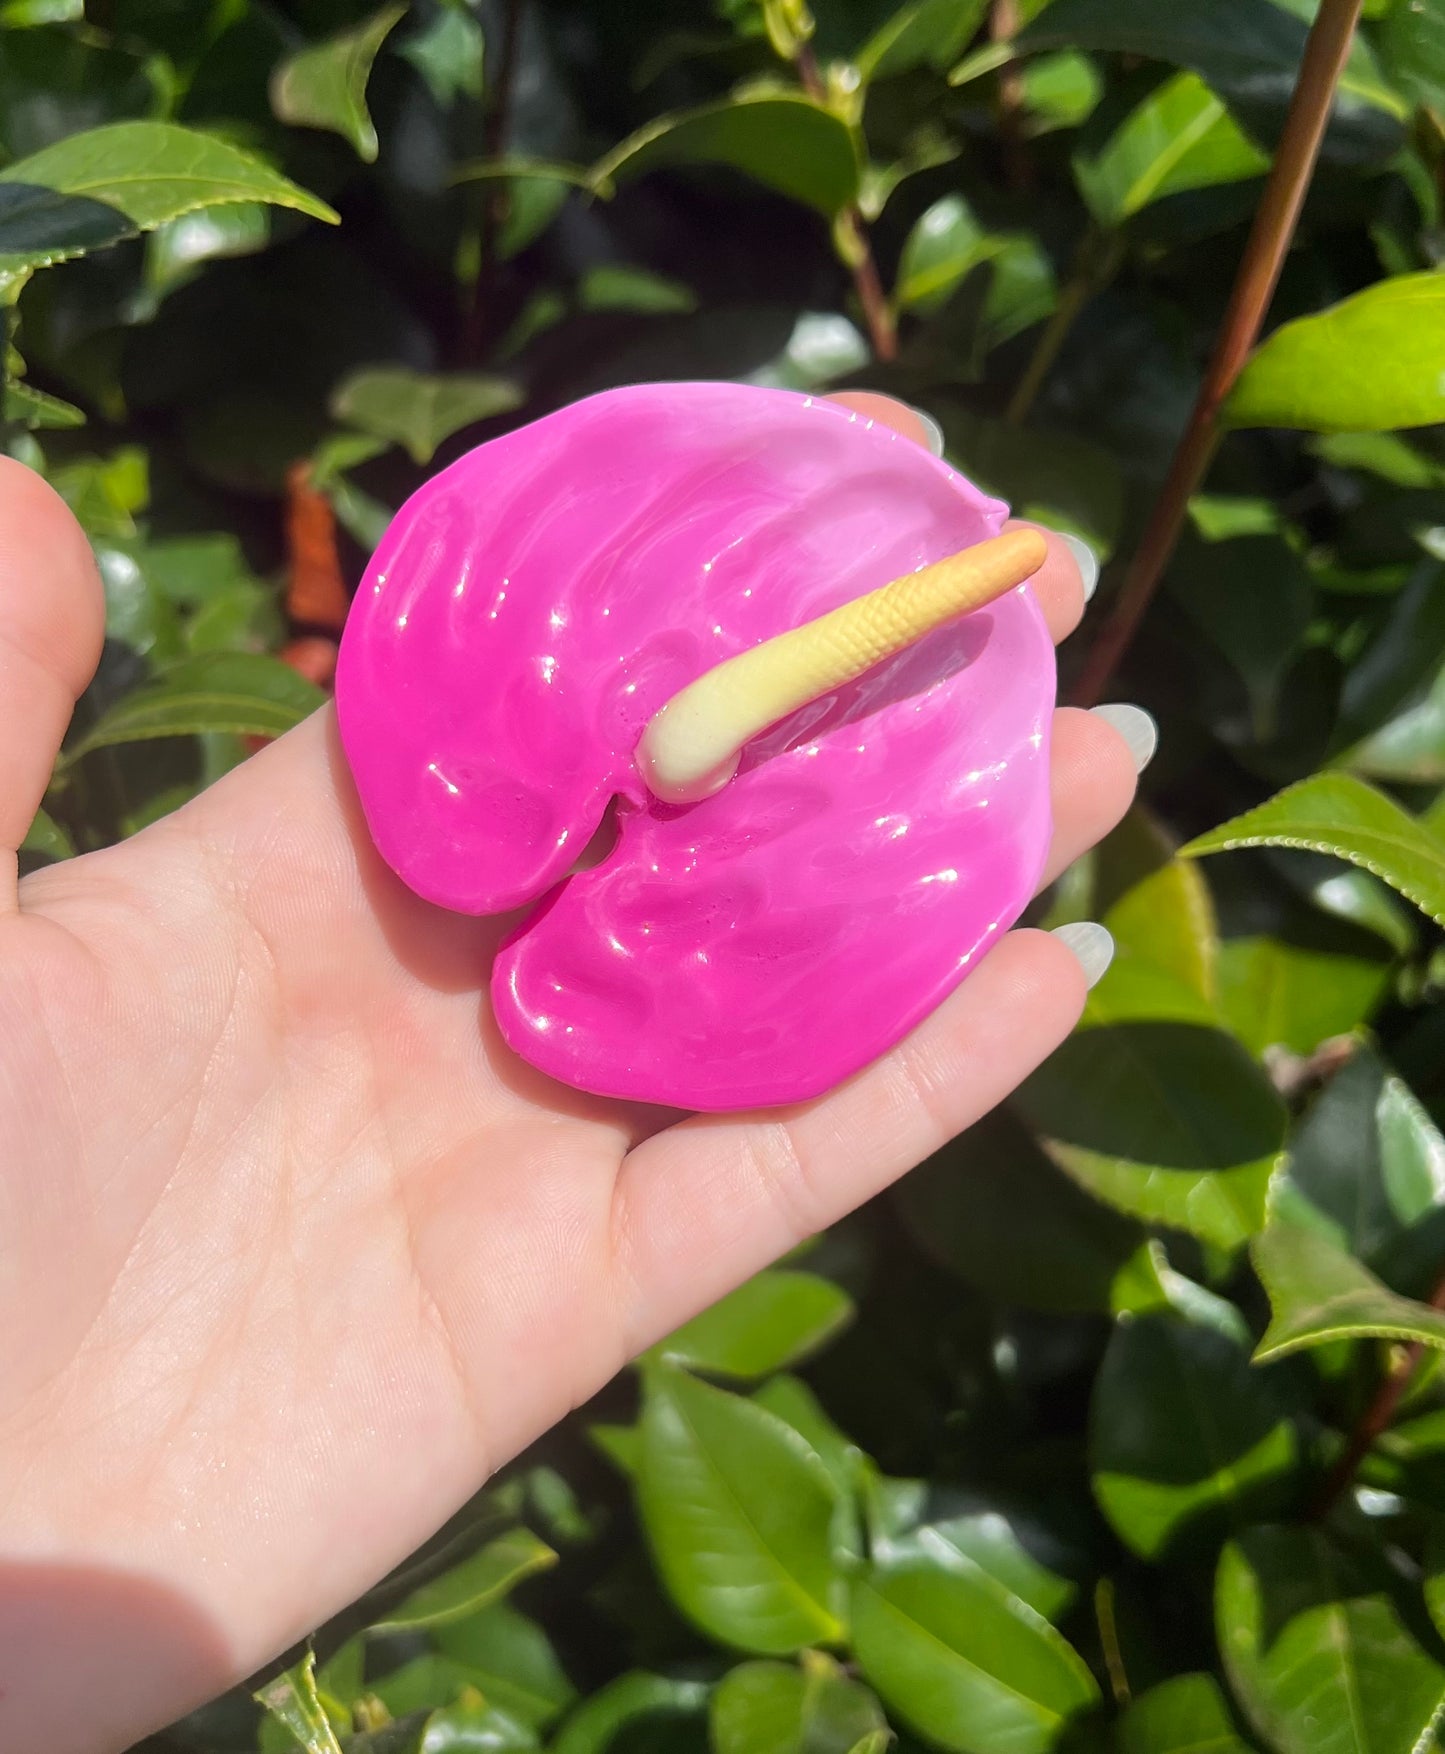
[9,1,1445,1751]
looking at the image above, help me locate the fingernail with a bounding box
[1050,921,1115,990]
[1059,532,1099,601]
[909,405,946,458]
[1090,702,1158,773]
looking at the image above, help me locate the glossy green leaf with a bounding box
[1014,958,1286,1251]
[637,1365,846,1653]
[1218,1526,1445,1754]
[1348,663,1445,783]
[415,1697,539,1750]
[897,1105,1166,1314]
[1020,50,1102,133]
[1074,72,1267,227]
[1218,937,1389,1057]
[3,376,83,428]
[145,203,270,298]
[743,311,870,392]
[330,367,523,465]
[646,1269,854,1378]
[549,1673,710,1754]
[1382,0,1445,116]
[1184,773,1445,928]
[1118,1673,1256,1754]
[709,1655,887,1754]
[269,5,405,164]
[398,4,485,105]
[896,194,1005,313]
[433,1604,576,1730]
[255,1652,344,1754]
[850,1555,1099,1754]
[855,0,989,81]
[1090,1311,1297,1559]
[872,1500,1083,1627]
[374,1528,557,1631]
[751,1374,866,1521]
[1361,1409,1445,1511]
[1104,849,1220,1005]
[0,121,336,277]
[1252,1212,1445,1360]
[64,652,323,761]
[592,95,861,219]
[1230,274,1445,433]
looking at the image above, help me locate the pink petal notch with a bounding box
[336,382,1057,1111]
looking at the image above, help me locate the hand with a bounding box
[0,394,1139,1754]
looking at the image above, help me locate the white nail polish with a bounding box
[1051,921,1115,990]
[1059,532,1099,601]
[910,407,946,458]
[1090,703,1158,774]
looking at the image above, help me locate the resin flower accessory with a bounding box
[336,383,1057,1110]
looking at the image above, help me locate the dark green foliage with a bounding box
[10,1,1445,1751]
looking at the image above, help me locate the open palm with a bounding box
[0,397,1138,1754]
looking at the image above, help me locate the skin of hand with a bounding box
[0,393,1138,1754]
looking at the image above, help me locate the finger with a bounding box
[1040,706,1139,889]
[610,927,1087,1358]
[0,459,104,902]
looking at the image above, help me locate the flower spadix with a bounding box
[637,527,1049,805]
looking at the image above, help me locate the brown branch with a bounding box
[463,0,525,362]
[991,0,1031,191]
[795,43,898,362]
[1071,0,1364,708]
[1309,1265,1445,1522]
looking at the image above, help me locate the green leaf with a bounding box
[751,1374,866,1513]
[330,367,523,465]
[145,202,270,299]
[871,1495,1084,1627]
[1090,1311,1298,1560]
[1073,72,1267,227]
[1252,1213,1445,1360]
[709,1656,887,1754]
[3,376,83,428]
[269,5,406,164]
[255,1652,345,1754]
[413,1697,540,1751]
[647,1270,853,1378]
[1218,1526,1445,1754]
[399,4,486,106]
[577,263,697,314]
[1382,0,1445,116]
[1229,274,1445,433]
[637,1364,846,1653]
[1218,937,1390,1058]
[744,311,870,391]
[20,805,73,861]
[855,0,989,81]
[374,1528,557,1632]
[897,1106,1166,1315]
[850,1555,1099,1754]
[1014,958,1286,1251]
[0,121,336,277]
[1183,773,1445,928]
[64,653,323,761]
[592,94,861,219]
[1020,50,1103,133]
[1347,664,1445,784]
[434,1604,576,1730]
[550,1673,710,1754]
[896,193,1018,314]
[1103,844,1220,1006]
[1118,1673,1257,1754]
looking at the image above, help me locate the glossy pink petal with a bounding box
[337,383,1056,1110]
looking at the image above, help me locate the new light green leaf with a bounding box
[3,376,83,428]
[1074,71,1267,227]
[434,1603,576,1730]
[269,5,406,163]
[647,1270,853,1378]
[1118,1673,1257,1754]
[331,367,523,464]
[1218,1526,1445,1754]
[855,0,990,83]
[1183,772,1445,928]
[896,193,1009,313]
[637,1364,846,1653]
[0,121,336,277]
[1218,937,1389,1058]
[1090,1311,1297,1559]
[592,94,861,219]
[851,1556,1099,1754]
[64,653,324,761]
[1251,1214,1445,1361]
[1229,274,1445,433]
[373,1527,557,1631]
[255,1651,344,1754]
[710,1656,887,1754]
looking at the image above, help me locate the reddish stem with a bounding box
[1072,0,1365,708]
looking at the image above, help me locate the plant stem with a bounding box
[1309,1265,1445,1522]
[991,0,1031,191]
[463,0,525,362]
[795,44,898,362]
[1071,0,1364,709]
[1005,227,1115,427]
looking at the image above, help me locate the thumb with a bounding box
[0,457,104,905]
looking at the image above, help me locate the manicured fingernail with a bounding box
[1059,532,1099,601]
[910,406,946,457]
[1050,921,1115,990]
[1091,702,1158,773]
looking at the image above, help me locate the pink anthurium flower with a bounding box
[336,383,1056,1110]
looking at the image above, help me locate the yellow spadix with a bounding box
[636,525,1048,805]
